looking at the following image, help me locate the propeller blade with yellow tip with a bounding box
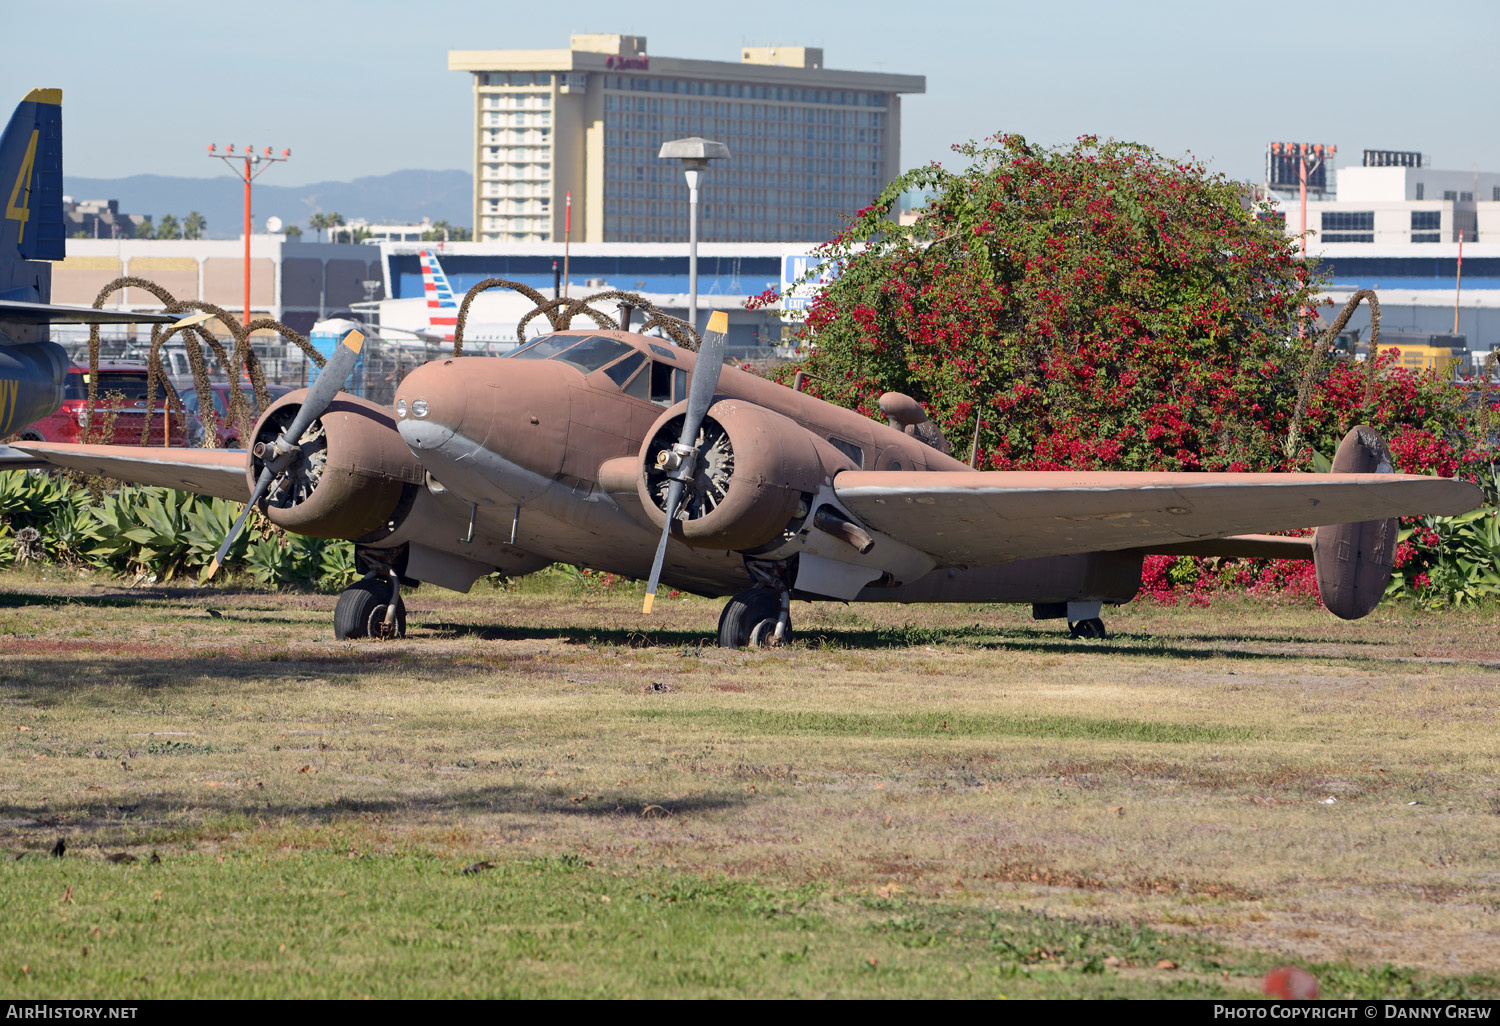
[643,312,730,613]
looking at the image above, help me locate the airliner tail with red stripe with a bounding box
[418,248,460,342]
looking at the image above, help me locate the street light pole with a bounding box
[658,137,730,335]
[208,143,290,325]
[684,165,701,327]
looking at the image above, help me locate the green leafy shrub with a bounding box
[0,471,357,591]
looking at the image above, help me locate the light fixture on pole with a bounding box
[1270,141,1335,338]
[658,137,730,333]
[1269,141,1336,261]
[208,143,290,325]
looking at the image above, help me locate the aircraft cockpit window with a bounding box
[551,335,636,374]
[624,364,651,401]
[603,352,645,389]
[648,344,676,360]
[829,438,865,468]
[506,336,579,361]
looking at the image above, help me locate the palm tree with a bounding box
[183,211,206,240]
[308,212,330,243]
[327,212,347,243]
[133,218,155,240]
[156,213,180,239]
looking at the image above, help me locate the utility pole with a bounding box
[563,192,572,299]
[208,143,290,325]
[1454,230,1464,334]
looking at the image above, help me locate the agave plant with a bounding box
[185,496,253,575]
[245,536,294,586]
[316,540,358,591]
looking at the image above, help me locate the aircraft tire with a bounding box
[335,578,406,641]
[717,586,786,649]
[1068,618,1107,640]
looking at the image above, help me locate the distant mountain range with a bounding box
[63,169,473,237]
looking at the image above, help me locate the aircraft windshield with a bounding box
[505,334,636,373]
[507,336,581,361]
[551,335,636,373]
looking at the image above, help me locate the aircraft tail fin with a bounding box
[0,89,64,263]
[418,248,458,341]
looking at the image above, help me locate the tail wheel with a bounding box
[334,578,407,641]
[718,586,788,649]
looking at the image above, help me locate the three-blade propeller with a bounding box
[642,311,730,614]
[205,329,365,580]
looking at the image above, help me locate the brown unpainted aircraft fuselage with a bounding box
[390,331,1142,610]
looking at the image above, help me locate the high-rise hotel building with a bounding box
[449,34,924,244]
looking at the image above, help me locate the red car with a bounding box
[17,364,194,447]
[179,382,292,449]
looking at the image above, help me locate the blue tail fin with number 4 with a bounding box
[0,88,64,264]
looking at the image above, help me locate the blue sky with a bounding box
[8,0,1497,187]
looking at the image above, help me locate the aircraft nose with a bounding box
[394,359,464,452]
[393,356,571,499]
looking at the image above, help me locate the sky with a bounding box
[7,0,1498,189]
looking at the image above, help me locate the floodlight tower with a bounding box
[1269,141,1336,259]
[208,143,290,325]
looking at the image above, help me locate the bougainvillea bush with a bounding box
[757,133,1500,606]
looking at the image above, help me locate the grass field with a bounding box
[2,569,1498,998]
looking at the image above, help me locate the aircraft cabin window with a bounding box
[650,361,674,403]
[673,368,687,401]
[829,438,864,467]
[603,352,645,388]
[648,344,676,360]
[551,335,636,373]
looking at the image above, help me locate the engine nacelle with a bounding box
[1313,425,1400,620]
[249,390,426,540]
[637,398,856,551]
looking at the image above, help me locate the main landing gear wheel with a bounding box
[334,577,407,641]
[1068,618,1107,640]
[718,586,790,649]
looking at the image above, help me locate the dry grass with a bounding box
[2,570,1499,994]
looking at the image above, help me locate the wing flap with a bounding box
[834,470,1480,566]
[14,442,250,502]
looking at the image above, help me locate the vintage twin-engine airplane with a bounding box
[13,310,1482,646]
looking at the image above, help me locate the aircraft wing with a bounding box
[11,442,250,502]
[833,470,1480,566]
[0,300,182,325]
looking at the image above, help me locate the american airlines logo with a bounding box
[605,55,649,70]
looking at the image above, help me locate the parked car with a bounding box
[178,382,292,449]
[16,364,195,447]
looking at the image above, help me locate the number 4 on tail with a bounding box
[5,128,37,243]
